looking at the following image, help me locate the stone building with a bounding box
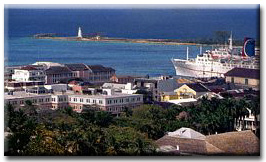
[224,68,259,88]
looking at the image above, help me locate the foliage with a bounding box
[5,103,37,155]
[5,95,259,155]
[105,126,156,155]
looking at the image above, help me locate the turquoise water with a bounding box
[5,8,259,76]
[6,37,210,76]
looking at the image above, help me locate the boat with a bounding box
[171,35,259,78]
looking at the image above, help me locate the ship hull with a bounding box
[171,59,259,78]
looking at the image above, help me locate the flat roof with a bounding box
[5,91,142,100]
[69,93,142,99]
[5,92,51,100]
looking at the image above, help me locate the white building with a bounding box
[12,66,46,82]
[44,84,68,92]
[4,91,52,110]
[102,82,138,94]
[5,90,143,114]
[68,93,143,114]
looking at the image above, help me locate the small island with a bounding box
[33,27,199,46]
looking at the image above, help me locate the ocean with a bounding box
[5,8,259,76]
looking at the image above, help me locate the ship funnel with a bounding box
[242,37,255,57]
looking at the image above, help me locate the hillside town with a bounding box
[4,61,260,155]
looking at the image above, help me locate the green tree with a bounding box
[4,103,37,155]
[105,126,156,155]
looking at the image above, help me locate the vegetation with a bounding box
[4,96,259,155]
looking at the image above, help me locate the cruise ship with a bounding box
[172,36,259,78]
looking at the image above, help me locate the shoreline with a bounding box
[34,36,203,46]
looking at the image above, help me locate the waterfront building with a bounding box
[45,66,74,84]
[4,65,23,81]
[87,65,115,83]
[224,68,259,89]
[7,62,116,84]
[65,63,115,83]
[12,66,46,82]
[64,63,90,79]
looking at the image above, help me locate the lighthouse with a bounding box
[77,27,82,38]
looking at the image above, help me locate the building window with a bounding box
[245,78,249,85]
[99,100,103,104]
[86,99,90,103]
[231,77,234,83]
[93,100,96,104]
[80,98,83,102]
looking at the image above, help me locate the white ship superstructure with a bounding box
[172,53,259,78]
[172,36,259,78]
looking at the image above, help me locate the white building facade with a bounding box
[12,68,46,82]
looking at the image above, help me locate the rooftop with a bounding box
[206,130,259,155]
[156,128,260,155]
[87,65,115,72]
[167,127,206,140]
[19,66,38,71]
[33,62,64,67]
[69,93,142,99]
[45,66,72,74]
[65,63,89,71]
[185,83,210,92]
[5,91,51,100]
[224,68,260,79]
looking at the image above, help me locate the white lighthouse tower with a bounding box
[77,27,82,38]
